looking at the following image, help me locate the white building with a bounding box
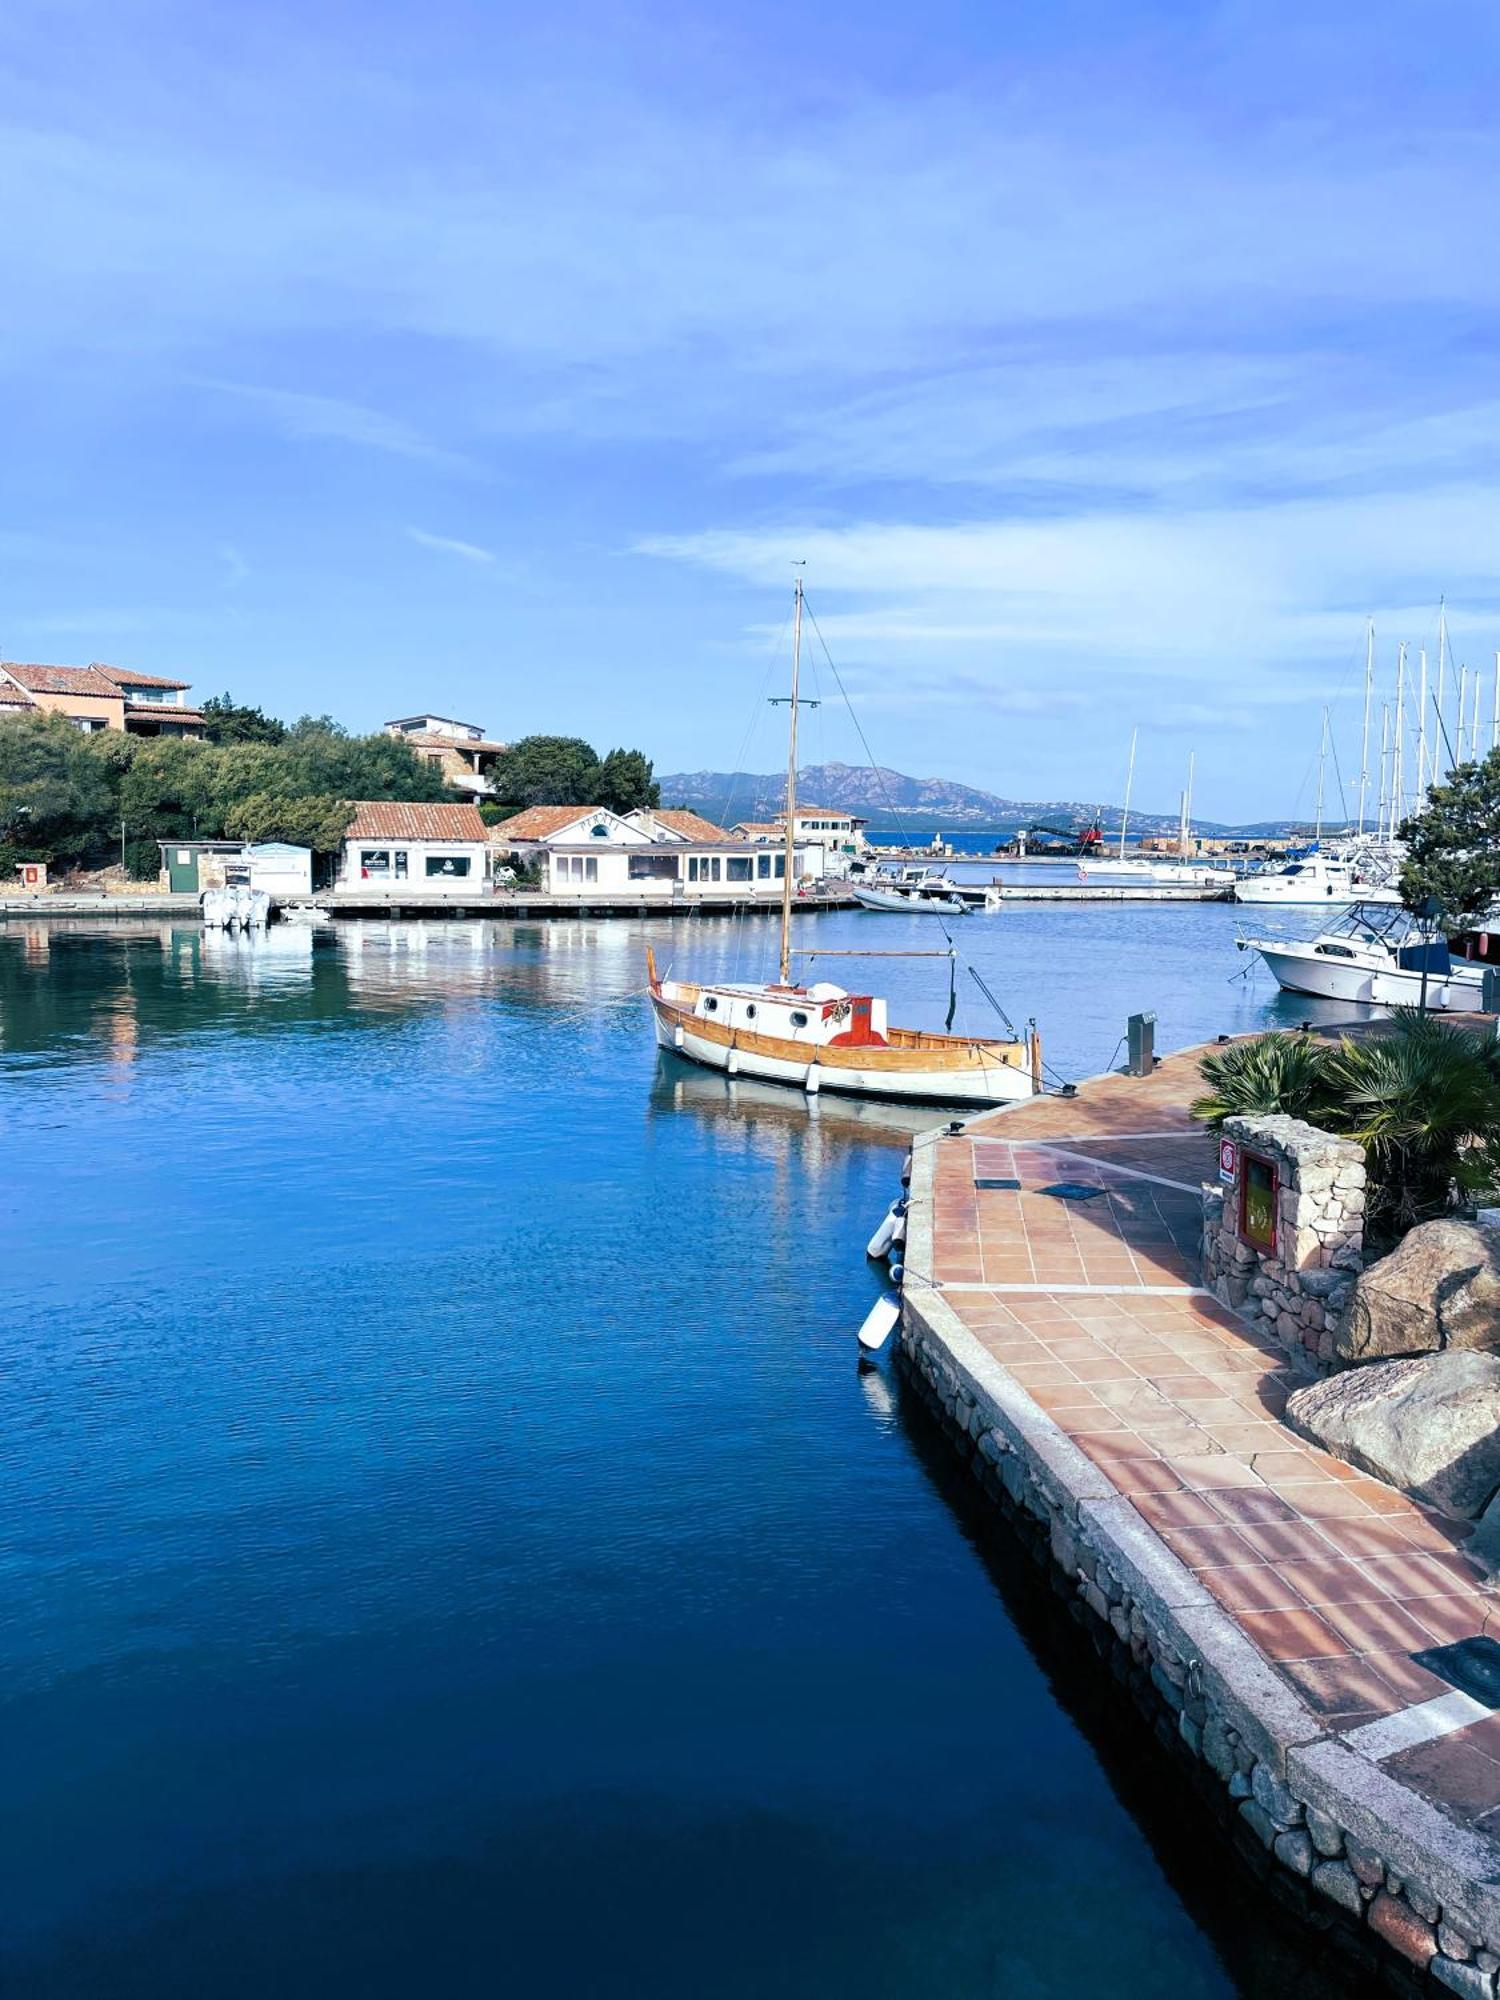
[728,806,865,879]
[489,805,810,898]
[334,801,492,895]
[383,714,507,798]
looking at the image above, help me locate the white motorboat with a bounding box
[1232,853,1401,906]
[647,578,1042,1107]
[1239,906,1481,1009]
[1076,857,1236,888]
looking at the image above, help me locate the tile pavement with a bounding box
[927,1041,1500,1835]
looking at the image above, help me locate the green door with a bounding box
[167,847,200,893]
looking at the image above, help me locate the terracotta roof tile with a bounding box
[126,704,205,721]
[647,809,732,843]
[93,664,191,690]
[346,801,489,841]
[1,661,122,698]
[488,805,601,840]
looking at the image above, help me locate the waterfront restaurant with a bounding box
[488,805,813,898]
[332,801,492,895]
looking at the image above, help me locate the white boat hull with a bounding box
[852,886,967,914]
[654,1009,1033,1104]
[1252,944,1479,1010]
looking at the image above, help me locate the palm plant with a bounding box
[1319,1012,1500,1238]
[1192,1032,1335,1130]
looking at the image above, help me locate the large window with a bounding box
[628,855,679,881]
[756,854,771,879]
[726,856,752,882]
[360,848,391,878]
[425,854,471,878]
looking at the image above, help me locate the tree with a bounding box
[1193,1033,1335,1129]
[1322,1014,1500,1238]
[222,792,353,850]
[1399,751,1500,927]
[200,693,287,745]
[0,713,118,869]
[489,735,601,809]
[1194,1017,1500,1246]
[596,747,659,814]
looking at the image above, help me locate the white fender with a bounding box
[673,1025,685,1051]
[857,1293,901,1353]
[887,1213,907,1251]
[866,1206,900,1259]
[727,1051,739,1077]
[804,1064,820,1096]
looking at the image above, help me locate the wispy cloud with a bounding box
[199,381,474,471]
[406,526,495,565]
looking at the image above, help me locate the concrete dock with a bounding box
[0,888,858,921]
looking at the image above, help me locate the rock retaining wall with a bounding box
[1202,1113,1367,1367]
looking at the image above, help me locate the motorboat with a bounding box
[1076,856,1236,888]
[646,578,1042,1107]
[1239,905,1482,1009]
[1232,853,1401,906]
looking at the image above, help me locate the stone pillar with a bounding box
[1202,1113,1366,1367]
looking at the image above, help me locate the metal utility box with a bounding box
[1483,968,1500,1016]
[1126,1010,1156,1077]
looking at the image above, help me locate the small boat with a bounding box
[647,577,1043,1108]
[1239,905,1481,1008]
[648,959,1040,1105]
[852,881,969,914]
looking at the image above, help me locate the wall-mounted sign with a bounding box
[1218,1138,1238,1185]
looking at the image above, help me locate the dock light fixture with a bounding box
[946,1119,965,1136]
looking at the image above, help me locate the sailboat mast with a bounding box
[1314,707,1328,844]
[1416,648,1428,800]
[1436,601,1448,771]
[1118,727,1138,861]
[1493,651,1499,754]
[1393,645,1407,828]
[1357,619,1373,836]
[778,575,804,985]
[1459,666,1470,763]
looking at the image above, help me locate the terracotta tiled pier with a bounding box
[904,1040,1500,1979]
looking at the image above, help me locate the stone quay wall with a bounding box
[903,1129,1500,1995]
[1202,1113,1367,1368]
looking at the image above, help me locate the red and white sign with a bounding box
[1219,1138,1238,1185]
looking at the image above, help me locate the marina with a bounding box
[0,905,1385,1997]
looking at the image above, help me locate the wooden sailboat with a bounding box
[646,578,1042,1106]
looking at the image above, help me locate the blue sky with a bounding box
[3,0,1499,820]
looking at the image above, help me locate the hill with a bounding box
[657,761,1196,835]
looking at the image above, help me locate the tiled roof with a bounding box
[647,809,732,843]
[94,664,191,690]
[487,805,600,840]
[0,661,122,698]
[730,821,783,838]
[345,801,489,841]
[126,704,205,722]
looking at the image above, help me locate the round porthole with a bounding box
[745,1004,757,1019]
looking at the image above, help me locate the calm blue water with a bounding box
[0,910,1361,1997]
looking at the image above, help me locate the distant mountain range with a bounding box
[659,761,1199,835]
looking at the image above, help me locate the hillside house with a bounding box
[0,661,205,737]
[384,715,508,798]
